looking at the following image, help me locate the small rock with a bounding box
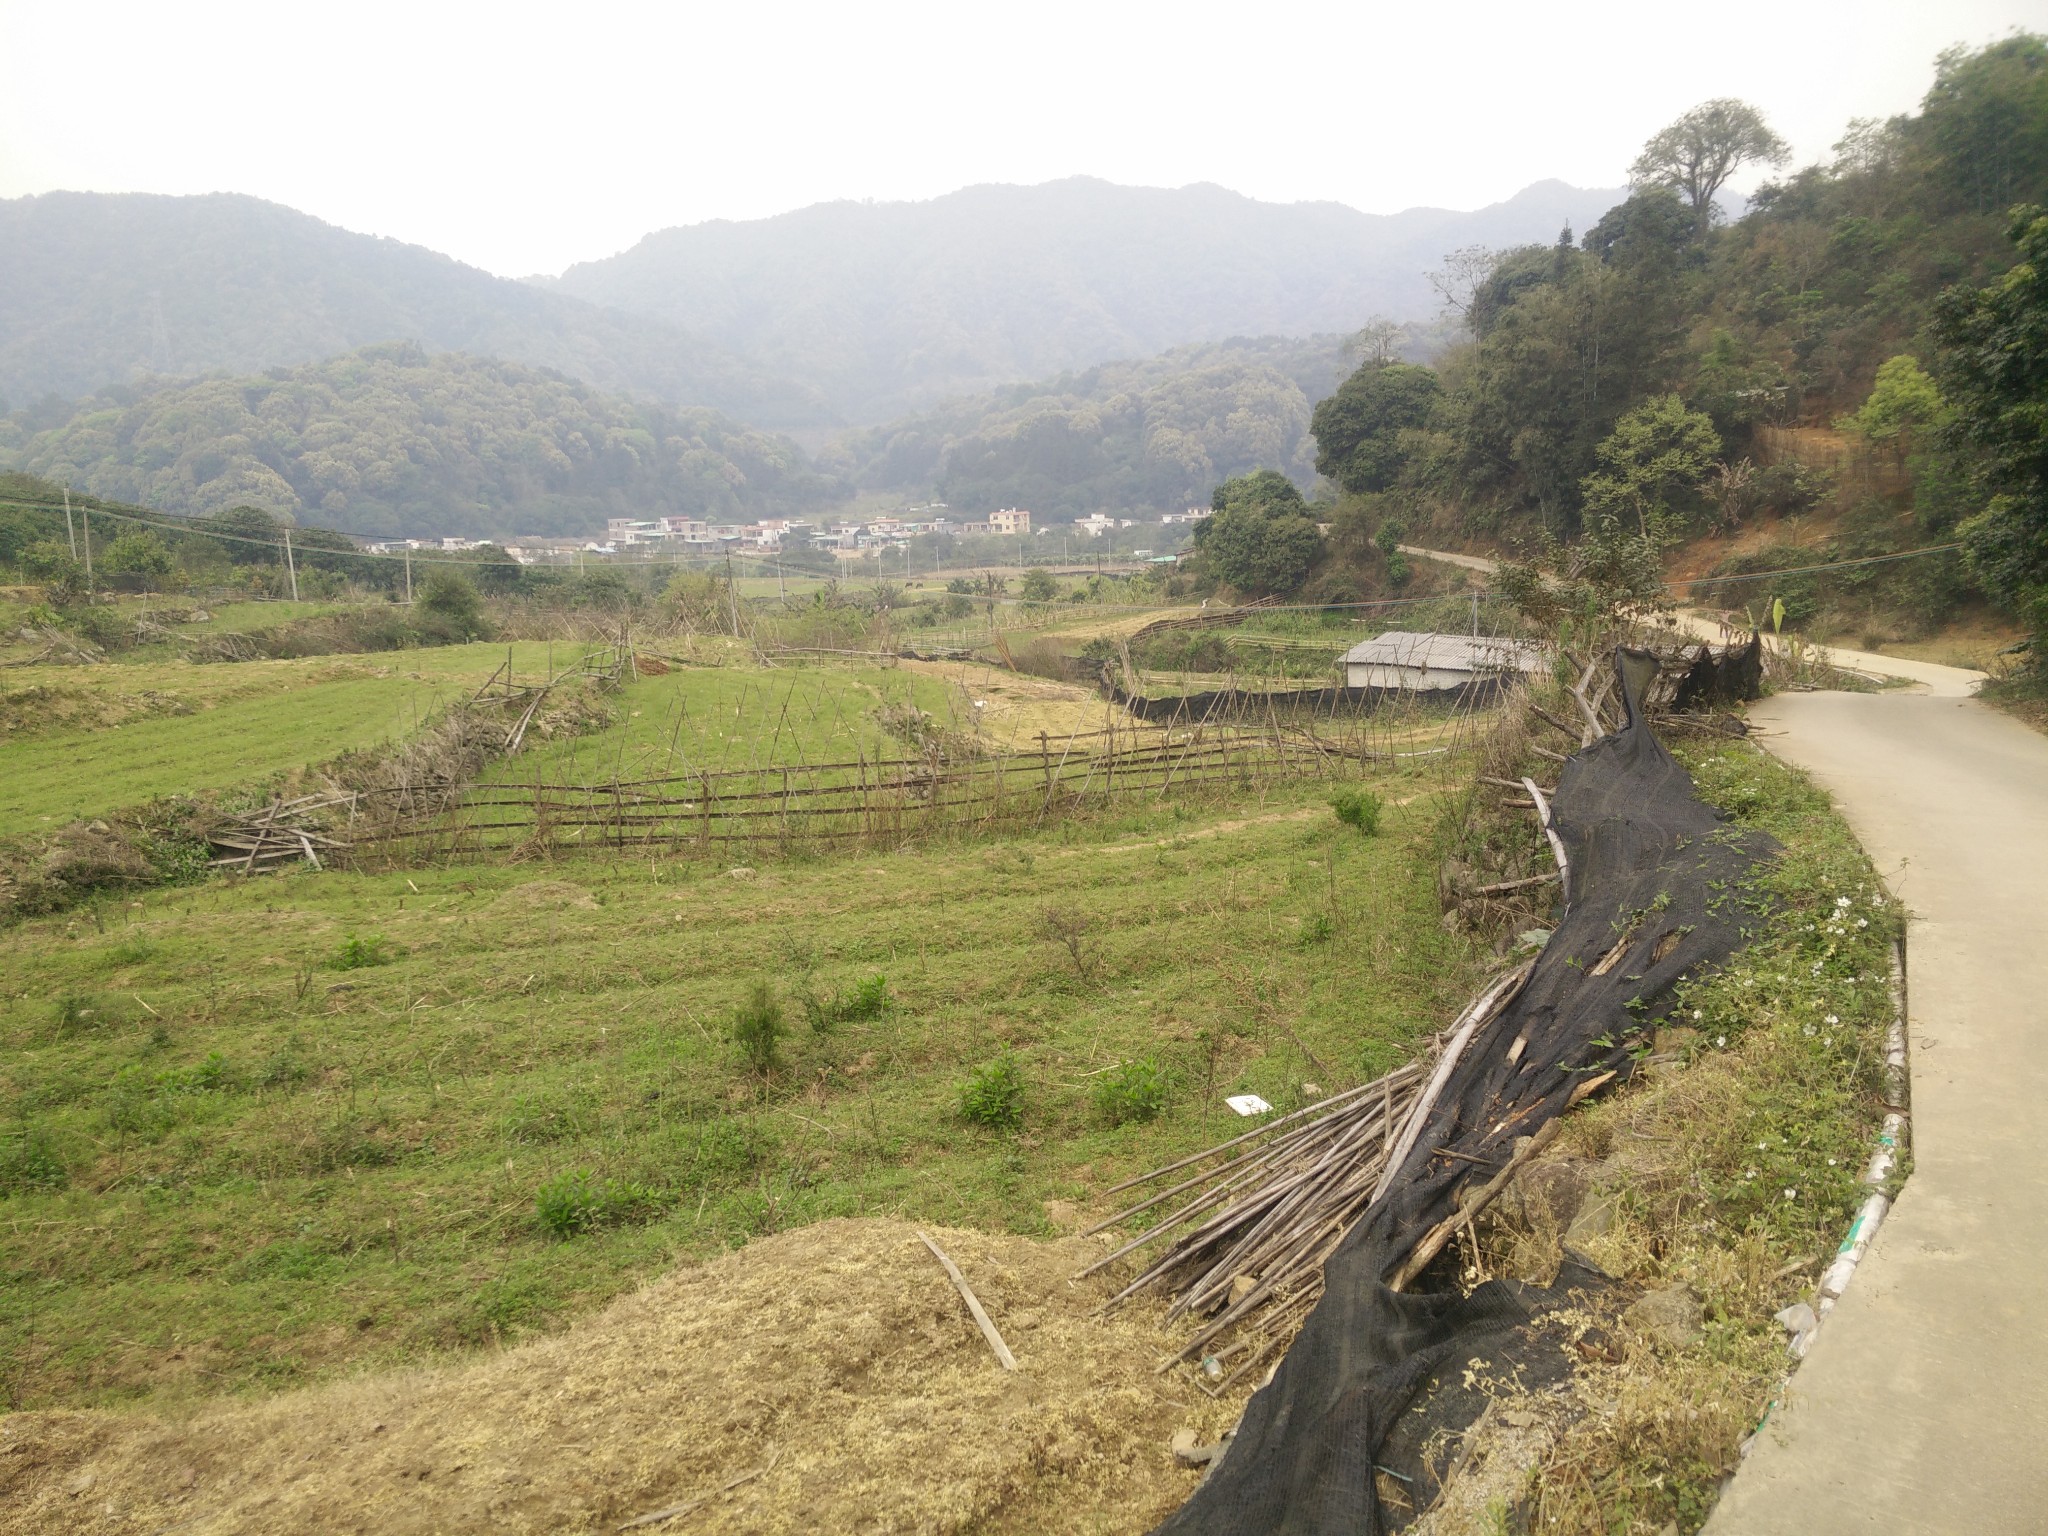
[1624,1284,1705,1349]
[1228,1273,1259,1306]
[1775,1301,1819,1355]
[1171,1428,1221,1467]
[65,1471,95,1496]
[726,866,757,880]
[1563,1194,1615,1248]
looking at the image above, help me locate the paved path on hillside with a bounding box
[1395,543,1990,695]
[1704,680,2048,1533]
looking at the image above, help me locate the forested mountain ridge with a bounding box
[2,345,847,539]
[550,177,1625,422]
[823,333,1390,516]
[0,192,834,430]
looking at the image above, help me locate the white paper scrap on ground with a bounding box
[1225,1094,1273,1116]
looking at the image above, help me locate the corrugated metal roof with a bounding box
[1340,630,1547,673]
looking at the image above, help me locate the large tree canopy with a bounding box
[1310,362,1441,495]
[1629,98,1790,231]
[1193,470,1323,596]
[1934,204,2048,637]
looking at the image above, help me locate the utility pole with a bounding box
[404,547,413,604]
[81,503,93,593]
[1471,589,1479,639]
[284,527,300,601]
[64,490,76,559]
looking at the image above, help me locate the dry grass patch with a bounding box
[0,1218,1246,1536]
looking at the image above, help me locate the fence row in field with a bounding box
[348,716,1403,861]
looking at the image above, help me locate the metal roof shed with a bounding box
[1340,631,1547,690]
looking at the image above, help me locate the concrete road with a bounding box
[1705,682,2048,1535]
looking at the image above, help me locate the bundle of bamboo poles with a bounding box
[208,792,357,873]
[1079,962,1533,1395]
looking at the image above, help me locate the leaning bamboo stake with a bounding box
[1388,1118,1562,1292]
[917,1231,1018,1371]
[1374,961,1531,1203]
[1523,777,1571,905]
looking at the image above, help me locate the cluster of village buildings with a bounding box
[362,505,1209,564]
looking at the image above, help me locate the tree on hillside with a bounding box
[1193,471,1323,595]
[100,529,173,584]
[1843,355,1945,475]
[1018,567,1060,602]
[1579,395,1722,537]
[1934,205,2048,644]
[1630,99,1790,232]
[1311,363,1441,495]
[200,505,285,564]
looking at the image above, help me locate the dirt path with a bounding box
[1704,682,2048,1534]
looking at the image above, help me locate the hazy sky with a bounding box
[3,0,2045,278]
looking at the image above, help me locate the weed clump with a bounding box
[534,1169,668,1237]
[1096,1058,1168,1126]
[333,933,392,970]
[0,1126,68,1193]
[731,981,786,1074]
[1039,906,1099,979]
[1297,912,1335,947]
[53,991,107,1034]
[1331,788,1384,835]
[799,973,890,1033]
[960,1052,1025,1129]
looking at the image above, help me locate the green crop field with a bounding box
[0,774,1471,1411]
[486,661,964,789]
[0,642,567,835]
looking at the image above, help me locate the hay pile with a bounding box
[1,1219,1242,1535]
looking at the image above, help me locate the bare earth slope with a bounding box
[0,1218,1229,1536]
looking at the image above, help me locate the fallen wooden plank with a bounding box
[916,1231,1018,1371]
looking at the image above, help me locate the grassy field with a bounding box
[0,642,570,835]
[482,660,965,789]
[0,770,1474,1412]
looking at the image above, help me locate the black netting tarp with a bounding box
[1152,648,1778,1535]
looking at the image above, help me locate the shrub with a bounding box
[961,1052,1025,1128]
[1096,1057,1168,1126]
[1298,912,1336,947]
[0,1126,68,1193]
[800,973,890,1033]
[1331,788,1384,835]
[333,933,391,970]
[534,1169,669,1237]
[731,980,785,1074]
[53,992,107,1034]
[1039,906,1099,979]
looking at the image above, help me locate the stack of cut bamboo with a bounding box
[1083,962,1534,1394]
[208,793,356,873]
[1077,1062,1426,1394]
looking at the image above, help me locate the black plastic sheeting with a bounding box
[1669,633,1766,713]
[1152,648,1779,1536]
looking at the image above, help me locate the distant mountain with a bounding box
[551,178,1624,422]
[0,192,834,430]
[4,345,847,540]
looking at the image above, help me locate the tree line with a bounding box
[1187,37,2048,659]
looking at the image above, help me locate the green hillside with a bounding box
[823,334,1397,515]
[4,346,848,539]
